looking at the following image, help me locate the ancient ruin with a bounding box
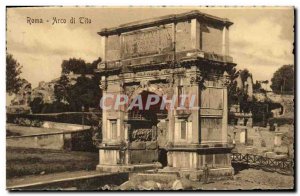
[95,10,236,179]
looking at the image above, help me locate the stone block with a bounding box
[130,150,158,164]
[188,172,202,181]
[130,173,178,184]
[129,142,146,150]
[146,141,157,150]
[119,181,136,190]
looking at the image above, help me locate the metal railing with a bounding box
[231,153,294,173]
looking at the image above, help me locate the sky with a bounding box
[6,7,294,89]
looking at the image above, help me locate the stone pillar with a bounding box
[100,76,108,143]
[246,117,253,127]
[274,132,283,147]
[233,131,237,146]
[100,36,107,61]
[266,123,270,130]
[221,73,229,143]
[167,76,175,144]
[237,118,244,126]
[274,123,279,132]
[222,26,229,57]
[240,129,247,144]
[189,69,200,144]
[124,123,130,141]
[167,152,173,167]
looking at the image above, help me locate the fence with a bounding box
[231,153,294,174]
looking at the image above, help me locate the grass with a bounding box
[6,147,99,179]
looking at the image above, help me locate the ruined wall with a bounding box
[7,134,65,150]
[266,93,294,118]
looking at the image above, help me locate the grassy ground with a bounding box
[6,147,98,179]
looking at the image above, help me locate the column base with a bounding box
[156,166,234,181]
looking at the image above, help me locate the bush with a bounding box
[29,97,43,113]
[40,102,70,113]
[13,117,43,127]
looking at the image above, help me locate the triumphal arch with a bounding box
[96,10,236,179]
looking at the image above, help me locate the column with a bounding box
[100,76,108,143]
[100,36,107,61]
[221,73,229,143]
[167,76,176,143]
[274,132,283,147]
[191,78,200,144]
[187,67,201,144]
[240,129,247,144]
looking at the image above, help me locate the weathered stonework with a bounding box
[96,10,236,177]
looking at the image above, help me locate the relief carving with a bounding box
[190,75,204,85]
[131,128,153,141]
[125,85,139,98]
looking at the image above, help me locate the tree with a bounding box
[61,58,87,74]
[68,75,100,111]
[54,75,71,102]
[86,57,101,74]
[270,65,294,94]
[52,57,102,112]
[29,97,44,113]
[227,68,257,113]
[228,68,249,107]
[6,54,24,95]
[239,69,250,83]
[227,67,240,106]
[253,80,268,93]
[61,57,101,75]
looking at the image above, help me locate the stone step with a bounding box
[129,173,178,184]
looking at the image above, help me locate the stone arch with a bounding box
[129,83,172,101]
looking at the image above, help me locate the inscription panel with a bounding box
[121,25,173,59]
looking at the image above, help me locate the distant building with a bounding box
[31,80,58,104]
[11,81,31,106]
[8,81,32,114]
[30,73,94,104]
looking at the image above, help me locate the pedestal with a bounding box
[274,132,283,147]
[164,144,234,181]
[240,129,247,144]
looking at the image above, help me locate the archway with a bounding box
[129,90,167,123]
[127,90,168,165]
